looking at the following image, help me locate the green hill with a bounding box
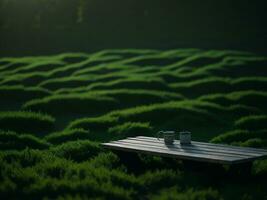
[0,49,267,199]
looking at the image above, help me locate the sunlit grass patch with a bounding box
[39,76,92,90]
[88,152,122,170]
[1,61,65,76]
[92,89,184,107]
[235,115,267,131]
[0,148,55,167]
[199,91,267,111]
[107,100,224,129]
[138,169,182,192]
[108,122,153,138]
[171,77,267,98]
[171,77,230,97]
[45,128,91,144]
[67,115,118,131]
[149,187,221,200]
[22,94,118,116]
[0,85,51,103]
[0,111,55,134]
[0,48,267,199]
[210,129,267,145]
[0,73,49,86]
[235,138,267,148]
[0,130,50,150]
[49,140,102,162]
[67,100,228,141]
[88,77,171,91]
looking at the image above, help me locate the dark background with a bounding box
[0,0,267,56]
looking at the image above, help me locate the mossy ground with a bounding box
[0,49,267,199]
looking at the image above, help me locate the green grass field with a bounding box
[0,49,267,199]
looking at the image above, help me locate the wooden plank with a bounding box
[117,138,259,158]
[126,137,267,157]
[102,136,267,165]
[112,140,251,159]
[136,136,267,154]
[102,142,251,164]
[103,142,240,163]
[136,136,267,153]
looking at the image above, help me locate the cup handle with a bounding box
[157,131,164,140]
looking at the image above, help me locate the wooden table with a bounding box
[102,136,267,165]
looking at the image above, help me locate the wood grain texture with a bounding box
[102,136,267,165]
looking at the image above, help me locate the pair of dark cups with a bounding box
[157,130,191,145]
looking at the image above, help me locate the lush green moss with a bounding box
[0,111,55,134]
[150,187,222,200]
[0,149,55,168]
[50,140,102,162]
[108,122,153,138]
[0,86,51,103]
[199,91,267,112]
[210,129,267,145]
[88,152,122,170]
[107,100,226,134]
[0,157,136,200]
[138,169,182,192]
[171,77,231,97]
[1,49,267,199]
[235,115,267,131]
[252,159,267,177]
[0,130,50,150]
[235,138,267,148]
[88,78,171,91]
[67,115,118,131]
[22,94,118,116]
[45,129,91,144]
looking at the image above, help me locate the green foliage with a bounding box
[39,77,91,90]
[0,149,55,168]
[1,49,267,199]
[108,122,153,138]
[200,91,267,112]
[252,159,267,177]
[172,77,231,97]
[235,115,267,131]
[22,94,118,116]
[0,151,138,199]
[150,187,222,200]
[67,100,228,141]
[138,169,182,192]
[210,129,267,145]
[50,140,102,162]
[0,85,50,103]
[45,129,91,144]
[88,78,171,91]
[107,100,226,134]
[88,152,122,170]
[0,160,136,200]
[0,111,55,134]
[172,77,267,98]
[96,89,184,107]
[0,130,50,150]
[67,115,118,131]
[235,138,267,148]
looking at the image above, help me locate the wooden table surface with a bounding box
[102,136,267,164]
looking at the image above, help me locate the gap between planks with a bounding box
[102,142,252,164]
[135,136,267,154]
[112,139,261,158]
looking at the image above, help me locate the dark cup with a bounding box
[158,131,175,145]
[179,131,191,145]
